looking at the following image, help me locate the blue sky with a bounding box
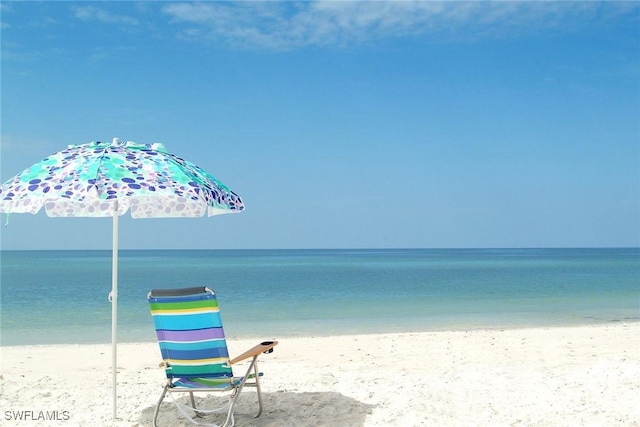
[1,1,638,250]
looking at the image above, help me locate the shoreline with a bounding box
[2,318,639,347]
[1,323,639,426]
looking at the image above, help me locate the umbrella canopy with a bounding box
[0,138,244,419]
[0,138,244,217]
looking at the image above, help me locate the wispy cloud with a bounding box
[72,5,140,26]
[160,1,639,50]
[0,2,11,30]
[0,134,58,159]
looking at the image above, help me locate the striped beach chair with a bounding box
[148,287,278,427]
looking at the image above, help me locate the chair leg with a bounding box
[152,385,170,427]
[252,359,264,419]
[222,355,261,427]
[189,391,206,418]
[221,392,237,427]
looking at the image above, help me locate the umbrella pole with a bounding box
[111,208,119,420]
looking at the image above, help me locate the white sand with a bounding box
[1,323,639,426]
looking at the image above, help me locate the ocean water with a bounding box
[0,248,638,346]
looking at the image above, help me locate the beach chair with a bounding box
[147,286,278,427]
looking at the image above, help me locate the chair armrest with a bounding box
[229,341,278,365]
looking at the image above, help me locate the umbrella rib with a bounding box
[87,143,109,201]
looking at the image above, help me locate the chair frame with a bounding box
[148,287,277,427]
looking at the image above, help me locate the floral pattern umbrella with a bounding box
[0,138,244,419]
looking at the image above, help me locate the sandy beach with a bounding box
[1,322,638,426]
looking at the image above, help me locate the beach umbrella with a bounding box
[0,138,244,419]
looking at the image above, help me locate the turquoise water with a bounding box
[1,248,638,345]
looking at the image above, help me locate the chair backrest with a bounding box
[148,286,232,380]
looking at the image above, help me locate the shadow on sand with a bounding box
[139,390,375,426]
